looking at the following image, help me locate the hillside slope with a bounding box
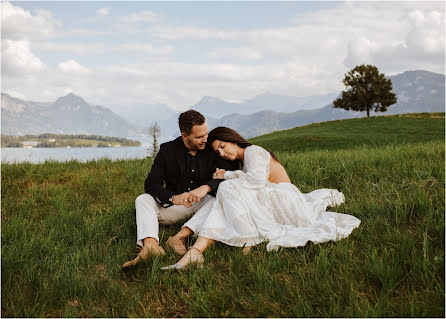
[252,113,445,153]
[1,112,444,317]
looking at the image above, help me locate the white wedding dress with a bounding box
[183,145,361,251]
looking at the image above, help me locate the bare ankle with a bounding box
[143,237,159,248]
[174,235,186,242]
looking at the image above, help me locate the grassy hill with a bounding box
[252,113,445,153]
[1,113,444,317]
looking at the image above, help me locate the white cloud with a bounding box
[343,37,378,68]
[0,2,59,75]
[1,39,46,75]
[148,25,227,40]
[406,10,445,55]
[1,1,60,40]
[408,10,425,27]
[114,43,173,55]
[147,1,444,76]
[33,42,107,54]
[3,90,27,100]
[207,47,262,61]
[122,10,158,23]
[33,41,173,56]
[97,7,110,17]
[2,1,444,111]
[58,60,89,74]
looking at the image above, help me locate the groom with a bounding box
[123,110,238,268]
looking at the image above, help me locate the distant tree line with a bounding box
[1,134,141,148]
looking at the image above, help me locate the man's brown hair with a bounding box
[178,110,206,135]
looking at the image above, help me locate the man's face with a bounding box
[181,122,209,151]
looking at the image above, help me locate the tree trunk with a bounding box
[367,107,370,117]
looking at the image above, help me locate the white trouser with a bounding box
[135,193,215,246]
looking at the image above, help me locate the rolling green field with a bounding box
[1,113,444,317]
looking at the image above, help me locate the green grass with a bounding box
[2,113,444,317]
[252,112,445,153]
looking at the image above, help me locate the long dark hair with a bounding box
[207,127,282,164]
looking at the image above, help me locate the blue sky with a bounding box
[2,1,445,110]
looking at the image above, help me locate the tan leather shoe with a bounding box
[122,244,166,269]
[166,236,187,256]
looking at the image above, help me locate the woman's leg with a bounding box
[166,227,193,256]
[173,236,216,268]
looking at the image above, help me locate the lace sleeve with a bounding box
[224,145,270,185]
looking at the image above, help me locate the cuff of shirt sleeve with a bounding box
[150,191,175,208]
[206,180,220,196]
[224,171,234,179]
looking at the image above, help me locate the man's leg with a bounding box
[124,193,205,268]
[122,193,167,268]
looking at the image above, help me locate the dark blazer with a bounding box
[144,136,239,208]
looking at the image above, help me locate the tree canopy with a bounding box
[333,64,397,117]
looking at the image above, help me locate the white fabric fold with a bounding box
[184,145,361,251]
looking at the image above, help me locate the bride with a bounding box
[161,127,361,270]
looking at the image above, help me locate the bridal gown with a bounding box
[183,145,361,251]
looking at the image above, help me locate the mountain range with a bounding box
[157,70,445,138]
[190,91,340,118]
[1,69,444,139]
[1,93,143,137]
[214,70,445,137]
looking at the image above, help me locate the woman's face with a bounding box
[211,139,238,161]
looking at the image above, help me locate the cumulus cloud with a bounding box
[0,2,62,75]
[147,2,444,75]
[343,6,445,72]
[58,59,89,74]
[1,39,45,75]
[343,37,378,68]
[97,7,110,17]
[405,10,445,55]
[2,1,444,110]
[1,1,60,40]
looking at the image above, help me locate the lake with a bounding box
[1,147,150,164]
[0,135,177,164]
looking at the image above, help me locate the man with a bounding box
[123,110,238,268]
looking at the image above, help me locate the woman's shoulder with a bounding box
[246,145,270,158]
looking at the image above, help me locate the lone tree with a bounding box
[333,64,397,117]
[148,121,161,158]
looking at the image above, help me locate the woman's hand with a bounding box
[172,192,192,208]
[213,168,226,179]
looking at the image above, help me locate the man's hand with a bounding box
[213,168,226,180]
[188,185,211,203]
[172,192,192,208]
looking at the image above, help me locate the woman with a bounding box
[161,127,361,270]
